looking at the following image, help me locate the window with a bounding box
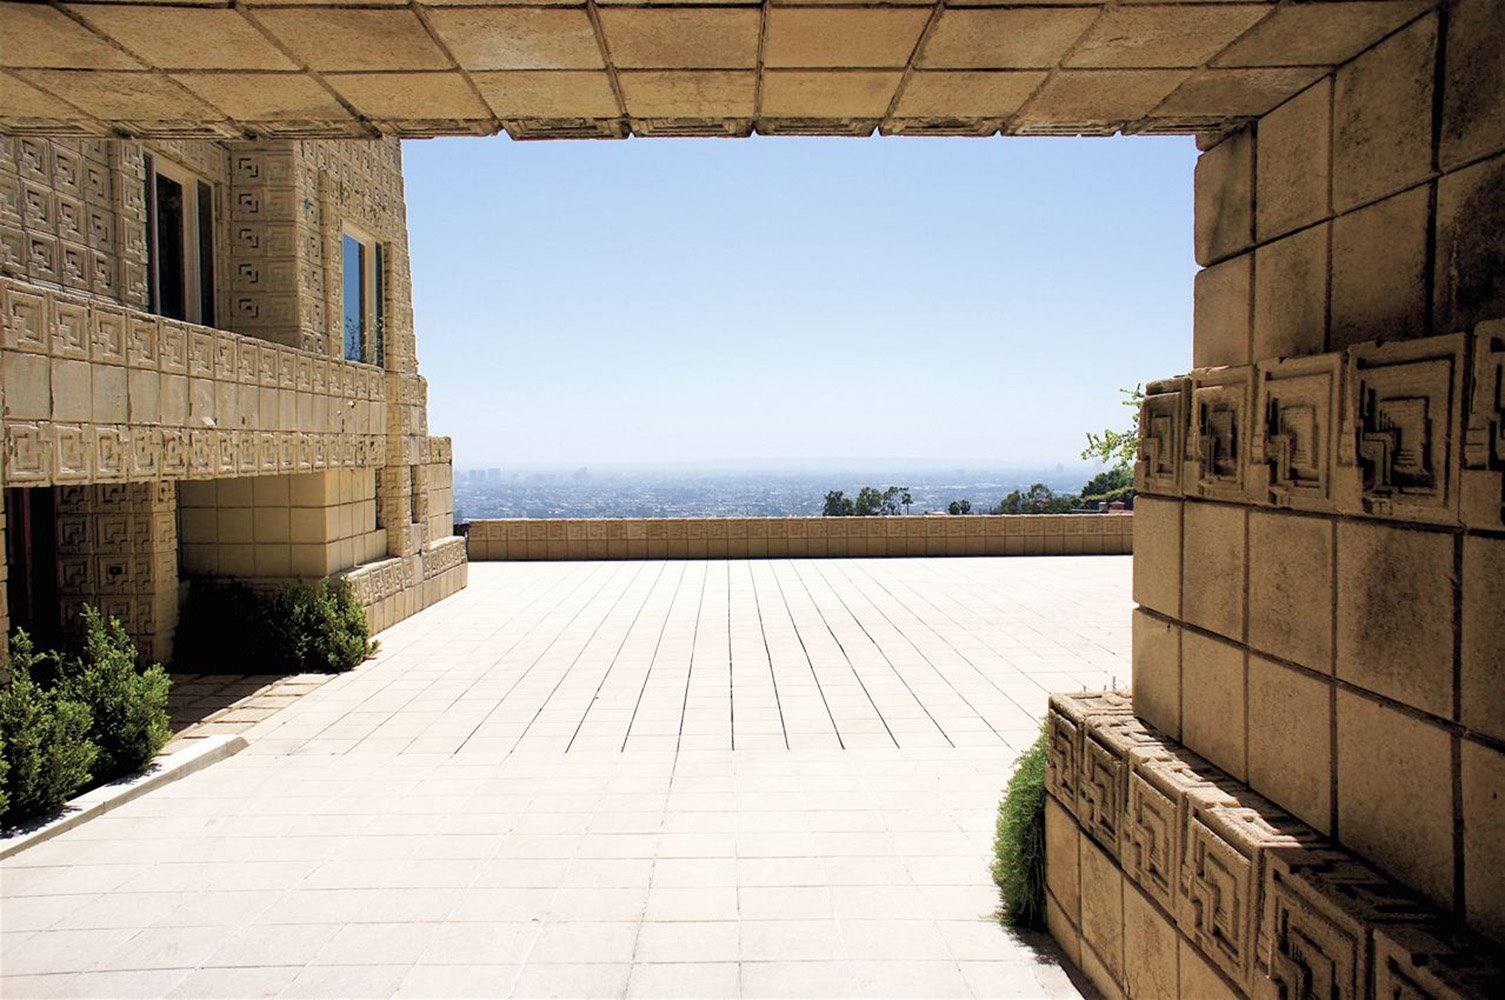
[342,227,385,365]
[144,155,215,326]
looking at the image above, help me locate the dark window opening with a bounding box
[197,180,215,327]
[4,487,62,652]
[154,172,186,321]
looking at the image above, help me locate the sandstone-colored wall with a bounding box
[1123,0,1505,969]
[468,514,1133,560]
[2,134,465,658]
[54,481,179,663]
[1043,692,1503,1000]
[179,470,385,581]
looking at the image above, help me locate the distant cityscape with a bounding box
[453,465,1109,520]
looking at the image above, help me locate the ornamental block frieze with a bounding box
[1079,715,1163,856]
[1123,744,1235,913]
[1180,793,1323,993]
[1045,691,1134,816]
[4,421,50,482]
[1337,335,1464,526]
[1255,846,1437,1000]
[1461,320,1505,530]
[1253,354,1344,512]
[1136,377,1190,497]
[1187,366,1254,501]
[1373,923,1505,1000]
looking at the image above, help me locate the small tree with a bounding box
[900,489,913,515]
[823,490,854,517]
[947,499,973,515]
[854,486,885,517]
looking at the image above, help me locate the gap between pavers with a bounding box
[0,733,248,860]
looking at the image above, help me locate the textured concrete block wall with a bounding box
[468,514,1133,561]
[1133,0,1505,950]
[179,469,384,581]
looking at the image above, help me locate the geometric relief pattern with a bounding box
[1188,366,1253,501]
[1137,376,1190,497]
[1372,923,1505,1000]
[0,276,389,488]
[1461,319,1505,530]
[1257,847,1436,1000]
[1045,691,1136,818]
[1080,715,1163,857]
[1062,713,1505,1000]
[1338,335,1464,526]
[1179,791,1323,992]
[1253,354,1343,512]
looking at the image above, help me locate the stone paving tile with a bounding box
[0,558,1127,999]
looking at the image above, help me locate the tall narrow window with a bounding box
[145,157,215,325]
[342,233,365,362]
[342,227,382,364]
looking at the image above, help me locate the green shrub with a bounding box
[176,578,374,674]
[992,725,1049,929]
[265,579,373,673]
[0,733,9,820]
[57,607,172,782]
[0,631,97,826]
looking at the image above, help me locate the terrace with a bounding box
[0,555,1129,999]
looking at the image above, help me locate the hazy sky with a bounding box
[402,134,1197,470]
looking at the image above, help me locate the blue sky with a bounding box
[402,134,1197,471]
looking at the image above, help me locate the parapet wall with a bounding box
[466,513,1132,560]
[1044,692,1504,1000]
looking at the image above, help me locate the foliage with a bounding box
[0,631,97,826]
[1080,385,1144,470]
[993,483,1076,515]
[0,733,8,819]
[992,726,1049,929]
[822,490,855,517]
[56,607,171,782]
[823,485,910,516]
[176,578,375,674]
[946,499,973,515]
[265,579,374,674]
[1080,465,1136,506]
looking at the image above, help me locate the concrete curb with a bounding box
[0,734,249,860]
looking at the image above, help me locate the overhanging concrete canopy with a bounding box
[1,1,1437,140]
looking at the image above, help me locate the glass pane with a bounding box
[154,173,186,321]
[343,234,365,362]
[197,180,215,327]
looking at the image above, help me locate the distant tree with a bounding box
[1080,466,1135,507]
[880,486,906,516]
[900,489,913,515]
[994,483,1074,515]
[823,490,855,517]
[947,499,973,515]
[1081,385,1144,470]
[854,486,885,517]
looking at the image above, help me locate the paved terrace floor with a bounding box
[1,557,1131,1000]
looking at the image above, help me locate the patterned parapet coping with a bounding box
[1043,692,1505,1000]
[337,534,467,634]
[1,276,387,486]
[466,514,1133,561]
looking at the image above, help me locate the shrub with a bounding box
[992,725,1049,929]
[57,607,172,782]
[265,579,373,673]
[0,733,9,819]
[0,631,97,826]
[176,578,374,674]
